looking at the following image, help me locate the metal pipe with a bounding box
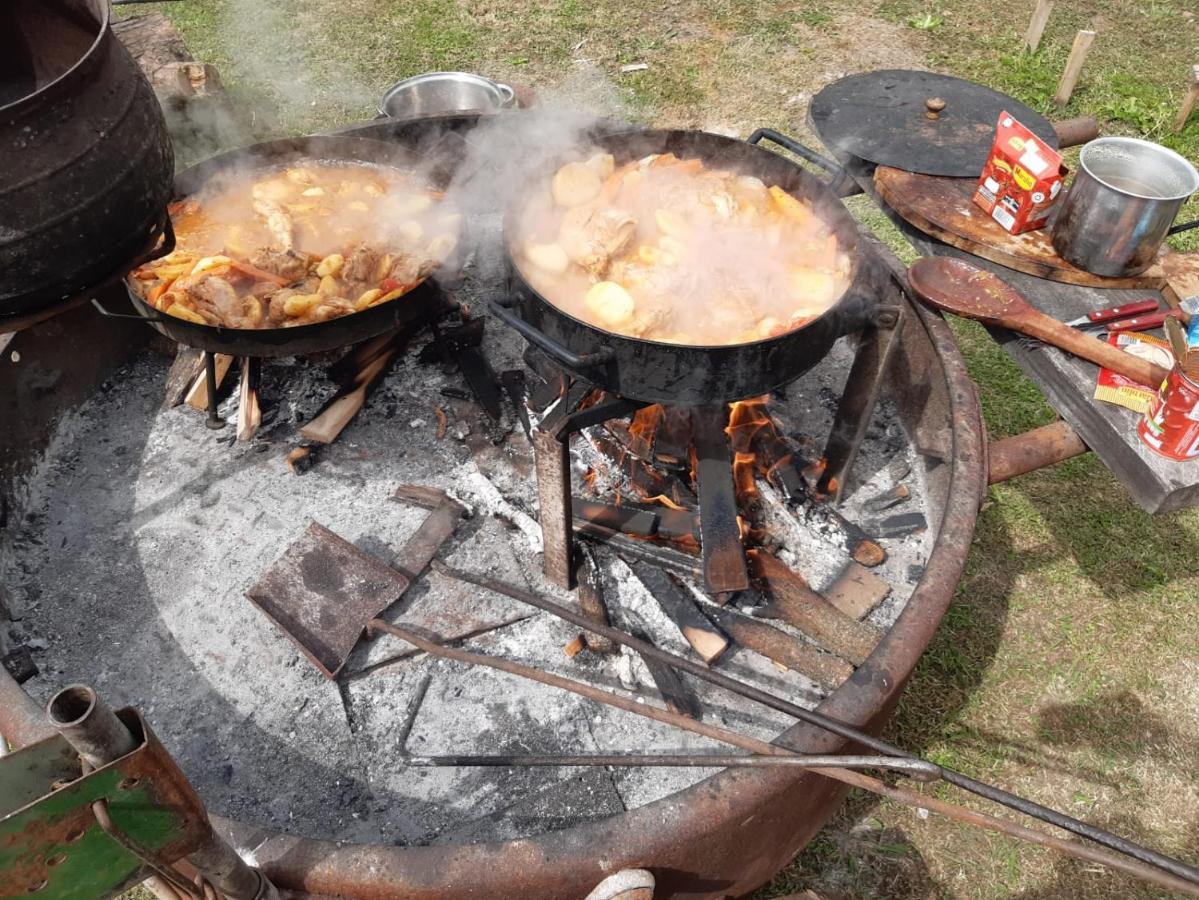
[369,617,1199,897]
[431,562,1199,888]
[47,684,138,768]
[406,753,942,781]
[987,420,1089,484]
[0,666,55,749]
[45,685,277,900]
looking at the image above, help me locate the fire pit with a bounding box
[0,114,984,899]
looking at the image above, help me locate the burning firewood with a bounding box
[563,634,587,658]
[625,559,729,665]
[747,549,882,665]
[704,605,853,690]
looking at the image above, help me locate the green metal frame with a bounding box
[1,709,210,899]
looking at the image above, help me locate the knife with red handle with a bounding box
[1064,298,1161,328]
[1079,308,1184,335]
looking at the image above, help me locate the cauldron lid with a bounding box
[809,69,1058,178]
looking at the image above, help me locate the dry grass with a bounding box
[114,0,1199,896]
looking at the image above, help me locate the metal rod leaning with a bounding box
[430,562,1199,888]
[368,617,1199,897]
[406,753,941,781]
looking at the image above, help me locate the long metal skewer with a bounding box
[406,753,942,780]
[368,617,1199,897]
[429,561,1199,888]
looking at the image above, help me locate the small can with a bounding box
[1138,367,1199,461]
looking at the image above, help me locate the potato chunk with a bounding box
[552,162,602,207]
[584,281,636,328]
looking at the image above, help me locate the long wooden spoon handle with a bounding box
[1020,310,1170,387]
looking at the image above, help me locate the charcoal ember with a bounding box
[868,512,928,539]
[2,645,38,683]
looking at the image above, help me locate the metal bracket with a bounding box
[0,709,210,900]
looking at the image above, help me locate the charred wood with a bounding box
[625,560,729,665]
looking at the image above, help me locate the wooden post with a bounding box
[1173,65,1199,133]
[1024,0,1055,52]
[1053,29,1096,107]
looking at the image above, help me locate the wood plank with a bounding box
[1172,64,1199,133]
[841,151,1199,514]
[874,167,1164,290]
[625,560,730,664]
[824,563,892,620]
[704,605,853,690]
[1024,0,1055,52]
[1053,30,1096,107]
[184,353,234,410]
[162,345,204,409]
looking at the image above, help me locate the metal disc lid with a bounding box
[809,69,1059,177]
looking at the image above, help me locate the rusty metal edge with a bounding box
[0,291,984,900]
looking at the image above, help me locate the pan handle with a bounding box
[1168,218,1199,236]
[126,214,177,271]
[92,297,168,324]
[487,298,616,369]
[747,128,861,197]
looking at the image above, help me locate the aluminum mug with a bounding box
[1138,366,1199,461]
[1051,137,1199,277]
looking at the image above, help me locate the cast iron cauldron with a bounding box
[0,0,174,318]
[494,128,882,406]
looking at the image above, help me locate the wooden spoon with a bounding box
[907,257,1170,388]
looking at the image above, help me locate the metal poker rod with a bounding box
[406,753,941,781]
[368,615,1199,897]
[428,561,1199,889]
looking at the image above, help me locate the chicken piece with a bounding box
[249,248,308,282]
[252,198,294,250]
[558,206,636,276]
[342,244,379,282]
[552,162,603,207]
[186,275,242,326]
[584,281,636,328]
[267,289,302,324]
[388,255,421,285]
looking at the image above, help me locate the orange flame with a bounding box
[629,405,663,445]
[725,396,772,454]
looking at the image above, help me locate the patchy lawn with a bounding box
[118,1,1199,897]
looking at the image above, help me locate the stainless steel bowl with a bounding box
[1051,137,1199,277]
[379,72,515,118]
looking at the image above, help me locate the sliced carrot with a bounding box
[146,280,172,306]
[228,259,290,286]
[674,158,704,174]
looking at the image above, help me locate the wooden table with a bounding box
[837,154,1199,514]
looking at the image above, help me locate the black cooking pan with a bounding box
[103,135,459,357]
[493,128,880,405]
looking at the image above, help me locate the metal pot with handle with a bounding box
[379,72,516,118]
[1051,137,1199,277]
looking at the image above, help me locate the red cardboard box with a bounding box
[973,111,1067,234]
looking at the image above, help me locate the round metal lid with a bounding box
[809,69,1059,177]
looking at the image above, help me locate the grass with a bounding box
[113,0,1199,896]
